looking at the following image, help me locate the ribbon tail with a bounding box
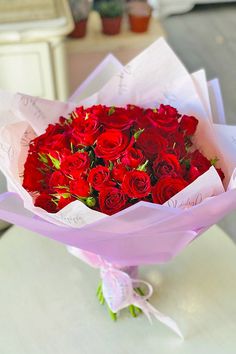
[134,299,184,339]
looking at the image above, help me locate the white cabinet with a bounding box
[0,42,55,99]
[0,0,74,101]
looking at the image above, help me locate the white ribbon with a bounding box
[67,246,183,339]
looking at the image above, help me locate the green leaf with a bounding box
[153,108,158,113]
[108,106,115,116]
[134,128,145,141]
[210,157,219,166]
[48,154,60,170]
[38,153,48,164]
[61,193,71,199]
[137,160,149,172]
[108,161,114,171]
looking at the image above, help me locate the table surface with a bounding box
[1,224,236,354]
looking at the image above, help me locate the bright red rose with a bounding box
[136,128,168,159]
[71,114,100,146]
[34,193,57,213]
[152,176,188,204]
[122,170,151,198]
[57,196,76,210]
[61,152,90,175]
[121,147,144,169]
[88,166,111,191]
[49,171,69,193]
[99,187,127,215]
[153,153,181,178]
[99,107,134,130]
[95,129,131,160]
[23,153,44,192]
[180,115,198,136]
[111,164,128,183]
[69,178,90,197]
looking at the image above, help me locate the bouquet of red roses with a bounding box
[23,104,224,216]
[1,38,236,337]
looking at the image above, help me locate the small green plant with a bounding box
[69,0,91,22]
[97,0,124,18]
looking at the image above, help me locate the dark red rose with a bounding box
[30,123,67,152]
[94,129,131,160]
[23,153,44,192]
[122,170,151,198]
[99,187,127,215]
[186,165,201,183]
[136,128,168,159]
[99,106,134,130]
[69,178,90,197]
[88,166,111,191]
[48,171,69,193]
[71,114,100,146]
[61,152,90,175]
[152,176,188,204]
[34,193,57,213]
[111,164,128,183]
[167,131,186,159]
[121,147,144,169]
[190,150,211,174]
[180,115,198,136]
[153,153,181,178]
[216,168,225,182]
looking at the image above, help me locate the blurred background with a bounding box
[0,0,235,238]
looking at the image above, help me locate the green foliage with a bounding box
[97,0,124,18]
[69,0,91,22]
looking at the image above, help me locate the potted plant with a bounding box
[69,0,91,38]
[97,0,124,35]
[127,0,152,33]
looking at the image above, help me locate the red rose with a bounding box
[153,153,181,178]
[99,187,127,215]
[34,193,57,213]
[111,164,128,183]
[216,168,225,182]
[180,115,198,136]
[23,153,44,192]
[152,176,188,204]
[69,178,90,197]
[57,196,76,210]
[99,107,134,130]
[122,170,151,198]
[61,152,90,175]
[167,131,186,159]
[71,114,100,147]
[186,166,201,183]
[49,171,69,193]
[121,147,144,169]
[95,129,131,160]
[136,128,168,159]
[88,166,112,191]
[190,150,211,174]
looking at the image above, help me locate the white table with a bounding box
[0,224,236,353]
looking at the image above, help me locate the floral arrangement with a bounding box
[0,38,236,337]
[23,104,223,215]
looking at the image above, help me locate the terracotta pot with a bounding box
[69,19,88,38]
[129,14,151,33]
[101,16,122,35]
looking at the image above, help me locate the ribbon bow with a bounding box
[68,246,183,339]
